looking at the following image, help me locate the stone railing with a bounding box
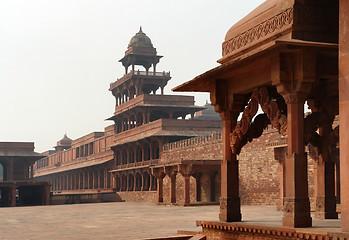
[114,159,159,170]
[163,132,222,151]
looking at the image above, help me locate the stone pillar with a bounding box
[169,172,177,204]
[147,112,150,123]
[30,165,34,179]
[339,0,349,231]
[143,112,147,125]
[141,173,146,191]
[219,111,241,222]
[141,145,145,162]
[179,164,194,206]
[194,173,201,202]
[151,168,165,204]
[282,93,312,227]
[44,184,50,205]
[10,186,16,207]
[315,125,338,219]
[274,147,286,211]
[149,172,154,191]
[153,63,157,75]
[97,170,101,189]
[92,171,95,189]
[183,175,191,206]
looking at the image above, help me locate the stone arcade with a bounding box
[174,0,349,238]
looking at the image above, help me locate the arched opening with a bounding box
[128,173,134,191]
[129,147,135,164]
[122,90,128,103]
[151,175,157,191]
[98,169,105,188]
[136,145,142,162]
[121,174,127,191]
[116,93,122,106]
[122,149,127,165]
[115,151,121,166]
[106,170,111,189]
[136,112,143,126]
[129,85,136,99]
[115,175,121,191]
[135,172,142,191]
[152,141,160,159]
[129,115,136,129]
[143,172,150,191]
[114,119,122,133]
[144,144,151,161]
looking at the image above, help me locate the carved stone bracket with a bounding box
[230,87,287,154]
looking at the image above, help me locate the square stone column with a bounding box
[339,0,349,231]
[169,174,177,204]
[151,168,165,204]
[315,126,338,219]
[219,111,241,222]
[282,94,312,227]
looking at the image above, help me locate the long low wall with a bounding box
[116,191,157,203]
[50,192,124,205]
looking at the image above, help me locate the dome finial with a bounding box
[139,26,143,33]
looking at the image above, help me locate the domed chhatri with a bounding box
[55,133,72,151]
[119,27,162,74]
[128,27,154,49]
[57,133,72,146]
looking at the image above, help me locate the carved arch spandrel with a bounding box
[230,87,287,155]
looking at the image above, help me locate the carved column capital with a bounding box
[151,167,165,179]
[283,93,307,104]
[272,50,316,103]
[178,164,194,177]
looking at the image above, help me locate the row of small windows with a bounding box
[76,142,94,158]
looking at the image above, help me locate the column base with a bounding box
[342,210,349,232]
[219,197,241,222]
[315,196,338,219]
[282,197,312,227]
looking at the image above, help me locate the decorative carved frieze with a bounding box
[222,8,293,57]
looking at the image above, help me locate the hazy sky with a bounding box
[0,0,265,152]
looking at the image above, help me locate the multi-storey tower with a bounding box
[108,28,222,194]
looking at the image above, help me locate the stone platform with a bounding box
[194,206,348,240]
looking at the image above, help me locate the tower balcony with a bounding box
[109,70,171,92]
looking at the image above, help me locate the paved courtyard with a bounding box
[0,202,219,240]
[0,202,342,239]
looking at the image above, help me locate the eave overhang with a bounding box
[172,39,338,94]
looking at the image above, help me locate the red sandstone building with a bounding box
[173,0,349,238]
[0,142,49,207]
[34,28,222,205]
